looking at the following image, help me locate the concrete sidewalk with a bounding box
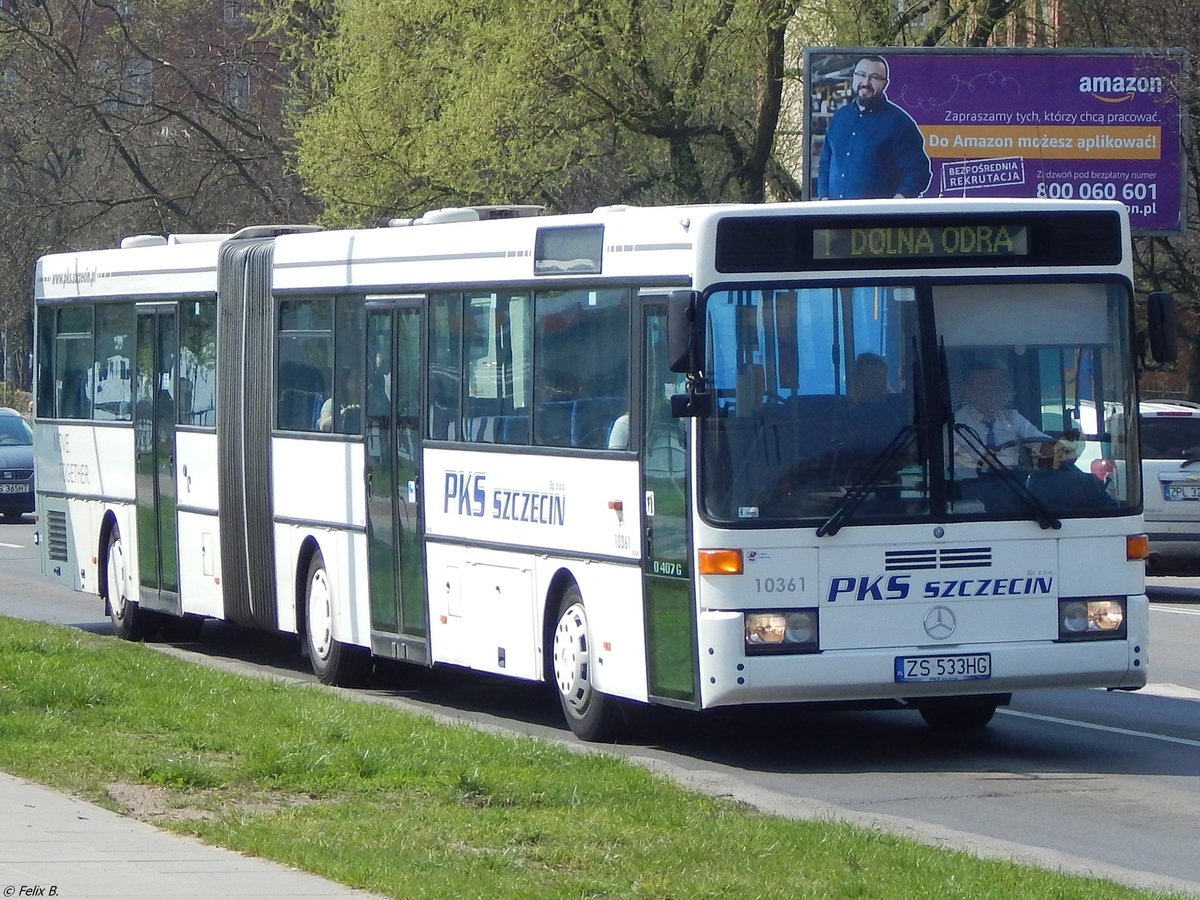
[0,772,384,898]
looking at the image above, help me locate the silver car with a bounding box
[1141,399,1200,573]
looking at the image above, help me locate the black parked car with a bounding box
[0,408,34,521]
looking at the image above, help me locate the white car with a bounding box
[1140,399,1200,573]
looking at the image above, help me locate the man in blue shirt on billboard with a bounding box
[817,55,932,200]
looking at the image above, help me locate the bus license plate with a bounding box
[0,484,29,494]
[895,653,991,683]
[1165,484,1200,501]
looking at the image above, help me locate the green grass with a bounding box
[0,616,1177,899]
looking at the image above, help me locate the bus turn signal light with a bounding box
[698,548,743,575]
[1126,534,1149,560]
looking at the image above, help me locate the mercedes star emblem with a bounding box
[923,605,956,640]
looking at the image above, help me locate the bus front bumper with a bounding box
[695,595,1149,709]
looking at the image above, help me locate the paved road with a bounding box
[2,518,1199,896]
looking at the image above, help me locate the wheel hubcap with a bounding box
[307,567,333,661]
[107,539,128,621]
[553,602,592,716]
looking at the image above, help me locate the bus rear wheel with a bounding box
[551,585,622,742]
[105,529,155,642]
[304,552,370,686]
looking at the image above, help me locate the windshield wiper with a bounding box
[817,425,918,537]
[939,340,960,503]
[953,424,1061,530]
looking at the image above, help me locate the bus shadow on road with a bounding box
[618,699,1200,778]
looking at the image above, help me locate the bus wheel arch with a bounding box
[541,568,576,678]
[300,543,370,686]
[546,577,622,742]
[98,512,119,615]
[294,536,322,643]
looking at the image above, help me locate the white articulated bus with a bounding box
[33,199,1168,740]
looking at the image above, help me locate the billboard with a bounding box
[803,48,1186,234]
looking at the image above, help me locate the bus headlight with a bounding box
[744,610,819,655]
[1058,597,1125,640]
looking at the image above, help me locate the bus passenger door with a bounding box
[134,305,180,613]
[365,302,429,660]
[641,302,698,705]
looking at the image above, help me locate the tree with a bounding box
[1060,0,1199,396]
[0,0,313,239]
[0,0,315,387]
[270,0,807,223]
[274,0,1065,224]
[798,0,1041,47]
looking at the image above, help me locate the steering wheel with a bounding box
[989,435,1076,469]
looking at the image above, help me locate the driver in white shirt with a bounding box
[953,365,1049,468]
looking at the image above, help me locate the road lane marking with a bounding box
[1150,604,1200,616]
[1000,708,1200,749]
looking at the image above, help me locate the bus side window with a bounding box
[54,307,95,420]
[463,291,531,445]
[428,293,463,441]
[277,298,333,434]
[533,288,630,449]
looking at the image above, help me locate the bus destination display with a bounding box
[813,223,1029,261]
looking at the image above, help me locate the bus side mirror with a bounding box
[667,290,700,374]
[1147,291,1177,364]
[666,290,711,418]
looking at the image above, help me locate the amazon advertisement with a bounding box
[804,48,1186,234]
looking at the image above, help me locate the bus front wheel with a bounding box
[917,698,999,731]
[105,529,155,642]
[551,585,622,742]
[304,552,370,686]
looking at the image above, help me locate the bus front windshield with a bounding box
[699,281,1137,527]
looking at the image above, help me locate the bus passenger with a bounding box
[607,413,629,449]
[318,369,362,433]
[847,352,890,405]
[840,353,906,449]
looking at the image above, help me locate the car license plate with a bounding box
[0,483,29,494]
[1165,484,1200,501]
[895,653,991,683]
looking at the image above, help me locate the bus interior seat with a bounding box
[278,387,324,432]
[537,400,575,446]
[465,396,503,442]
[468,416,495,442]
[494,415,529,444]
[537,397,625,448]
[429,403,459,441]
[571,397,626,448]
